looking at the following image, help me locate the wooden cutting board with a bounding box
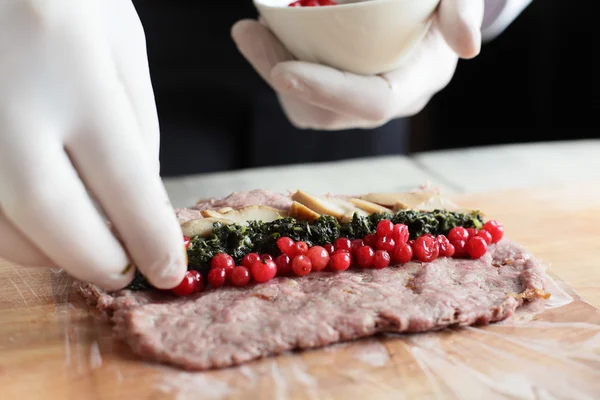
[2,181,600,399]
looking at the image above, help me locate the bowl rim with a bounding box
[253,0,435,11]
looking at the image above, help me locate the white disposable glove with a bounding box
[232,0,485,130]
[0,0,187,291]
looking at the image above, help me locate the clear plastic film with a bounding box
[1,264,599,400]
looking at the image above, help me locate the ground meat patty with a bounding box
[174,208,204,224]
[75,240,548,371]
[175,189,293,223]
[194,189,293,212]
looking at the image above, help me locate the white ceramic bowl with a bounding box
[253,0,440,76]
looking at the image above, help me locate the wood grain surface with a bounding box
[1,181,599,399]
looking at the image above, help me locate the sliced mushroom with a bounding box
[181,217,235,238]
[361,190,437,210]
[201,209,226,218]
[291,190,347,219]
[175,208,205,224]
[325,196,369,212]
[323,196,370,222]
[348,198,393,214]
[216,207,234,214]
[289,201,321,222]
[392,193,462,212]
[222,205,286,224]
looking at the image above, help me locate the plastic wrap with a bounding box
[0,257,597,399]
[17,267,592,400]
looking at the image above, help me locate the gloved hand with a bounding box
[232,0,484,130]
[0,0,187,290]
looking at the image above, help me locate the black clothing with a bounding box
[133,1,409,177]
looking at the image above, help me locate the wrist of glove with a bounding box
[233,0,484,131]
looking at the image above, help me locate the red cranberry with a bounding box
[413,236,439,262]
[306,246,330,271]
[363,234,378,248]
[334,237,352,252]
[230,266,251,287]
[291,255,312,276]
[289,241,309,257]
[242,253,261,269]
[392,243,413,264]
[392,224,409,244]
[275,254,292,276]
[211,253,235,270]
[277,236,295,255]
[329,251,352,271]
[355,245,375,268]
[250,259,277,283]
[207,267,227,288]
[172,270,203,296]
[376,220,394,238]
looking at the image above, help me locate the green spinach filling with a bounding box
[126,209,484,291]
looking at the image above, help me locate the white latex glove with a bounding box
[232,0,484,130]
[0,0,187,291]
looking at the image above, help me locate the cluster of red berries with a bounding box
[446,220,504,259]
[288,0,337,7]
[172,219,504,296]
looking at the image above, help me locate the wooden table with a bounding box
[2,181,600,399]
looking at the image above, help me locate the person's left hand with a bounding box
[232,0,484,130]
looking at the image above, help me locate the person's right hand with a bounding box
[0,0,187,291]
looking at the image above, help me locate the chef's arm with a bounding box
[0,1,187,291]
[482,0,533,41]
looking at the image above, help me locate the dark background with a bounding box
[411,0,600,152]
[134,0,599,177]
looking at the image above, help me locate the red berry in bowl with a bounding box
[288,0,337,6]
